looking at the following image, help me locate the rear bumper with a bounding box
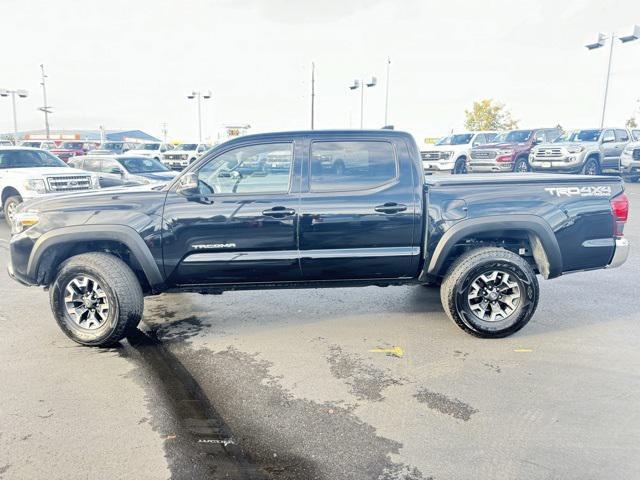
[606,238,630,269]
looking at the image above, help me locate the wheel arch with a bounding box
[422,215,563,281]
[1,186,21,207]
[28,225,165,293]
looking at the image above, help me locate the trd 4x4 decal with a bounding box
[544,186,611,197]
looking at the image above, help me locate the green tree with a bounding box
[464,99,519,131]
[626,117,638,129]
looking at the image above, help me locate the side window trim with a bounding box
[308,139,399,194]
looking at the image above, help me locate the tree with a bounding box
[626,117,638,129]
[464,99,519,131]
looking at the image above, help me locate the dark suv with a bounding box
[468,128,561,173]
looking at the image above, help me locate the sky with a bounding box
[1,0,639,145]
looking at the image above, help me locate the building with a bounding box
[3,129,160,144]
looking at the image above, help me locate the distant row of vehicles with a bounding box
[421,127,640,181]
[10,139,212,171]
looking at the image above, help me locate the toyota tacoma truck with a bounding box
[7,130,630,347]
[530,128,632,175]
[468,128,561,173]
[620,140,640,182]
[421,131,498,174]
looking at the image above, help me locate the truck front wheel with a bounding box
[440,247,539,338]
[50,253,144,347]
[3,195,22,226]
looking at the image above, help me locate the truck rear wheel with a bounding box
[50,253,144,347]
[440,247,539,338]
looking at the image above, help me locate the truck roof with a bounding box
[217,129,415,146]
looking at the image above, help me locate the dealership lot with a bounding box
[0,181,638,480]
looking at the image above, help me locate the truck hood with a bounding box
[127,149,158,155]
[135,171,178,182]
[540,141,597,148]
[1,167,90,177]
[474,142,528,150]
[421,144,468,152]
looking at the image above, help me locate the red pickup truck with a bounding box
[50,141,92,162]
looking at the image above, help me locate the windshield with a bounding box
[175,144,198,151]
[117,157,169,174]
[21,141,41,147]
[435,134,474,146]
[102,142,123,150]
[138,143,160,151]
[0,149,68,168]
[61,142,84,149]
[492,130,533,143]
[554,130,601,142]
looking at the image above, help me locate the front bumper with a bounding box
[530,155,584,173]
[620,160,640,178]
[422,160,454,172]
[163,159,189,170]
[467,161,513,173]
[606,238,630,269]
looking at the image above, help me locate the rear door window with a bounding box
[310,141,397,192]
[615,129,630,142]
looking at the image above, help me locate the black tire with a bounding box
[514,157,530,173]
[440,247,539,338]
[50,253,143,347]
[453,158,467,174]
[582,157,600,175]
[3,195,22,226]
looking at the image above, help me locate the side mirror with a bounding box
[176,172,200,196]
[110,167,123,175]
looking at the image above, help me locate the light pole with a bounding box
[0,88,28,143]
[187,90,211,143]
[349,76,377,129]
[39,64,52,139]
[384,58,391,126]
[585,25,640,127]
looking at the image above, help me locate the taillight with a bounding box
[610,192,629,237]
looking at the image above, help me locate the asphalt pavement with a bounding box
[1,182,639,480]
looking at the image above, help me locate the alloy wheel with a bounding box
[466,270,521,322]
[64,276,110,330]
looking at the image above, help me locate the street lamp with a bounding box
[585,25,640,127]
[0,88,28,143]
[187,90,212,143]
[349,76,377,129]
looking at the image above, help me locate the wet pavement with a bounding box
[1,182,639,479]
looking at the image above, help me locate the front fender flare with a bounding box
[27,224,165,290]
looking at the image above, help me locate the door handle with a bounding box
[374,202,407,214]
[262,206,296,218]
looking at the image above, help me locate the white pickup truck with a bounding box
[161,143,211,170]
[421,131,498,174]
[0,147,100,225]
[126,142,174,161]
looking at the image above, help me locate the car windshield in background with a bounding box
[435,134,474,145]
[61,142,84,149]
[139,144,160,150]
[103,143,123,150]
[175,144,198,150]
[554,130,601,142]
[0,149,68,168]
[21,142,41,147]
[117,157,168,173]
[632,129,640,141]
[494,130,533,143]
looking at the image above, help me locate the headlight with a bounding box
[12,211,40,234]
[441,151,454,160]
[622,147,633,155]
[23,179,47,193]
[91,175,101,189]
[566,146,585,154]
[497,149,514,156]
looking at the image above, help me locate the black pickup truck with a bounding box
[7,130,630,346]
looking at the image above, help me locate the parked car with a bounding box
[162,143,210,170]
[620,140,640,182]
[421,131,498,174]
[7,130,629,347]
[88,141,137,155]
[468,128,561,173]
[125,142,174,161]
[20,140,58,150]
[0,139,13,146]
[0,146,100,225]
[529,128,631,175]
[49,141,91,162]
[68,155,178,188]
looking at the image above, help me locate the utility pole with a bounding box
[384,57,391,126]
[187,91,211,143]
[0,88,28,143]
[310,62,315,130]
[39,64,52,139]
[161,122,168,143]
